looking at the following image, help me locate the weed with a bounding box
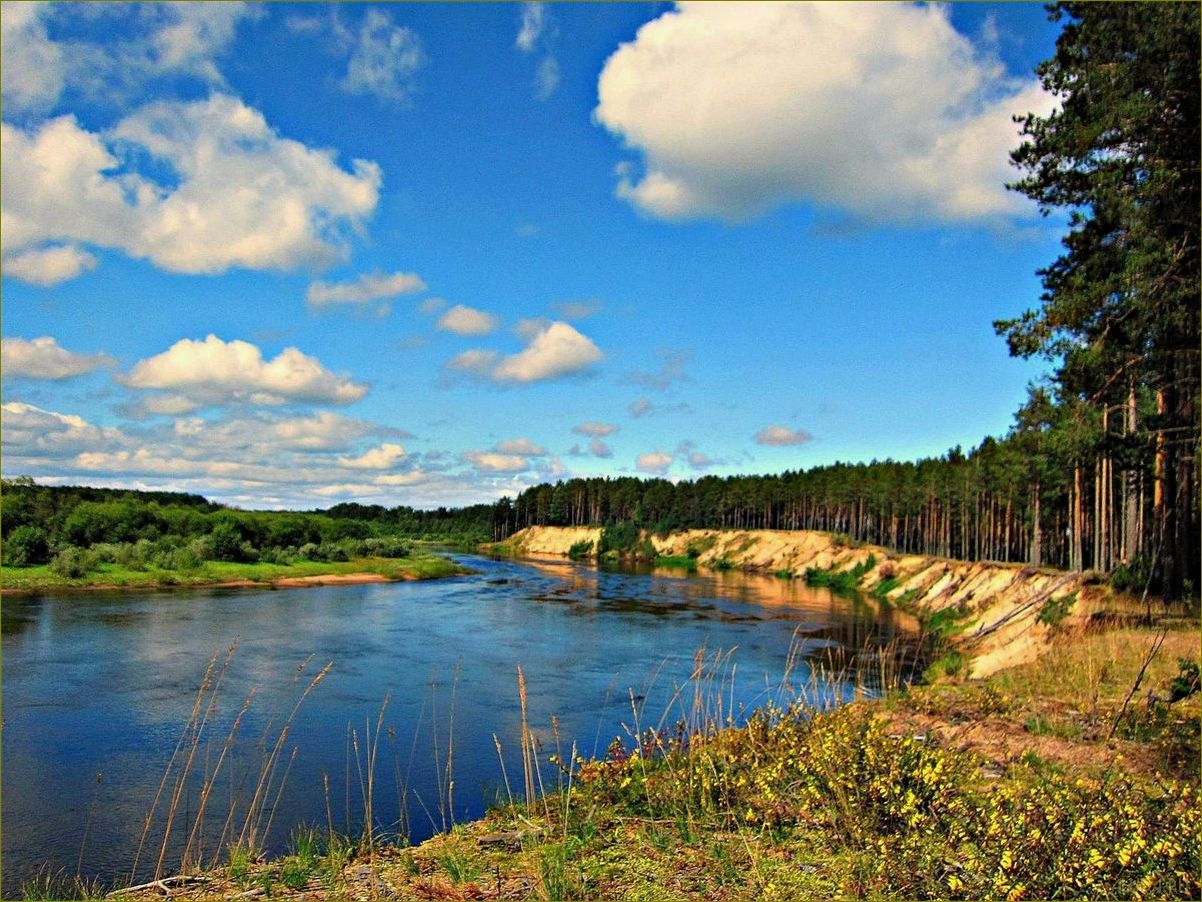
[438,846,481,884]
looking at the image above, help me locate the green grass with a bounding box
[0,553,466,592]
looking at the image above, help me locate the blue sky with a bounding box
[1,2,1066,509]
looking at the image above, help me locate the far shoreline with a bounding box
[0,554,471,597]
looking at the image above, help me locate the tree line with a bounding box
[0,478,495,572]
[497,4,1200,600]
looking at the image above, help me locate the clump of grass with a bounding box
[774,569,794,580]
[437,845,481,884]
[20,866,104,901]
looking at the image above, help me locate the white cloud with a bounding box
[462,451,529,473]
[516,3,546,53]
[0,401,129,457]
[1,245,98,286]
[754,424,812,446]
[492,321,602,383]
[572,421,618,437]
[436,304,500,336]
[629,397,653,418]
[1,95,381,280]
[418,297,447,315]
[636,451,673,474]
[494,438,546,456]
[341,9,425,104]
[139,395,204,416]
[1,3,254,114]
[1,336,112,379]
[596,2,1053,224]
[307,271,426,308]
[338,443,408,470]
[589,438,613,459]
[0,2,64,114]
[123,335,368,408]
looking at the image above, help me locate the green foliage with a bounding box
[2,524,51,566]
[655,555,697,572]
[437,845,481,884]
[1170,658,1201,703]
[49,546,96,578]
[567,540,594,561]
[1037,592,1077,629]
[922,651,965,683]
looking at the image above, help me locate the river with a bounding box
[0,553,916,896]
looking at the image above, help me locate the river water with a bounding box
[1,553,915,895]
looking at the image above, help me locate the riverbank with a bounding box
[105,620,1199,902]
[0,553,468,595]
[492,526,1153,679]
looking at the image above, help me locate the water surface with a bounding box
[1,553,913,895]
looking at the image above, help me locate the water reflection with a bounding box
[1,553,916,896]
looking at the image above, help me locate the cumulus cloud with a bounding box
[1,3,253,114]
[418,297,447,315]
[0,244,97,287]
[572,421,618,437]
[1,95,381,280]
[0,2,65,114]
[494,438,547,456]
[338,442,408,470]
[436,305,500,336]
[754,424,812,446]
[636,451,673,474]
[492,322,602,383]
[596,2,1053,224]
[122,335,368,408]
[307,271,426,308]
[341,9,425,104]
[1,336,113,379]
[0,401,129,457]
[462,450,529,473]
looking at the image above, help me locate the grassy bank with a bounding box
[99,621,1200,902]
[0,552,467,593]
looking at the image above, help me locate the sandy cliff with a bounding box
[495,525,1137,678]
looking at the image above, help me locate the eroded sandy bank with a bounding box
[495,525,1142,677]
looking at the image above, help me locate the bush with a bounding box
[364,536,410,558]
[49,546,96,578]
[567,539,594,560]
[2,525,51,566]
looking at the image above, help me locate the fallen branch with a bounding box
[1108,628,1167,740]
[107,875,210,897]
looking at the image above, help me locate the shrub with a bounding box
[49,546,96,578]
[567,539,594,561]
[364,536,411,558]
[2,525,51,566]
[1036,592,1077,629]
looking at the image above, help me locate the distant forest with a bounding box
[2,5,1197,599]
[505,4,1201,600]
